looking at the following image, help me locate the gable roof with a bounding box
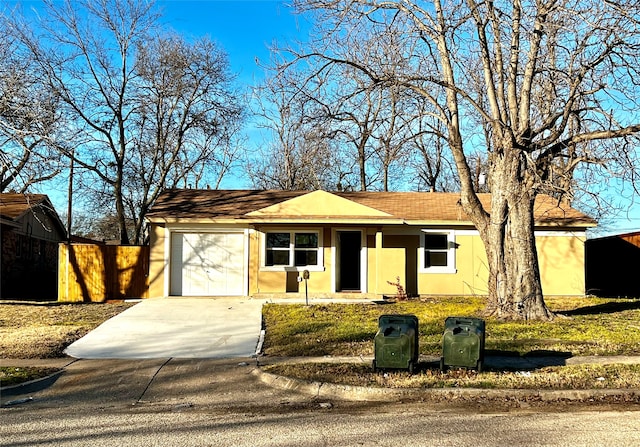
[0,193,67,235]
[147,189,596,228]
[246,190,393,219]
[0,193,49,220]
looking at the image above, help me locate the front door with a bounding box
[337,231,361,291]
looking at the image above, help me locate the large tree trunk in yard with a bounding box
[466,146,555,321]
[482,192,554,320]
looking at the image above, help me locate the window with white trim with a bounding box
[264,231,321,269]
[420,230,456,273]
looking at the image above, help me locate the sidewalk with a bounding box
[3,354,640,407]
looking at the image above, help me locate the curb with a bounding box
[1,359,76,400]
[1,369,65,399]
[252,368,640,403]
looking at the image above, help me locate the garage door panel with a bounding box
[170,232,245,296]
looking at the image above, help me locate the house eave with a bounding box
[0,217,21,228]
[403,219,474,227]
[241,217,406,225]
[146,216,597,231]
[147,216,408,226]
[534,220,597,230]
[146,217,243,225]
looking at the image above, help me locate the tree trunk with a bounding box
[468,145,554,321]
[114,169,130,245]
[358,140,367,191]
[481,192,554,320]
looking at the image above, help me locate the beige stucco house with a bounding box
[145,189,596,299]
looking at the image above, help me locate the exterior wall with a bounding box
[417,232,487,296]
[248,229,260,295]
[148,222,587,299]
[148,224,166,298]
[415,231,586,297]
[0,206,65,300]
[148,223,251,298]
[251,231,333,295]
[537,233,586,296]
[367,233,419,297]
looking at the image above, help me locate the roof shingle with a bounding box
[147,189,595,227]
[0,193,50,220]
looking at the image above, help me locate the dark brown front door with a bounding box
[337,231,361,291]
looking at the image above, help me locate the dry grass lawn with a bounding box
[0,301,135,359]
[261,296,640,391]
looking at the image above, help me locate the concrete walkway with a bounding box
[64,298,265,359]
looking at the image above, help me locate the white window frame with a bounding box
[261,229,324,272]
[419,229,457,274]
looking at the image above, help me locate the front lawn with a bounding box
[261,296,640,390]
[261,296,640,357]
[0,301,135,388]
[0,301,135,359]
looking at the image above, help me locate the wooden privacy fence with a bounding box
[58,243,149,302]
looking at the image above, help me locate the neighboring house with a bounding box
[145,189,596,299]
[586,231,640,298]
[0,193,67,300]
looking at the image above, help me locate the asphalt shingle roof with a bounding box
[0,193,50,220]
[147,189,595,227]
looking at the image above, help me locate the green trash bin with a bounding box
[373,314,419,373]
[440,317,485,372]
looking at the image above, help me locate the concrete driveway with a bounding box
[64,298,265,359]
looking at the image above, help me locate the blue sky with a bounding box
[158,0,308,85]
[158,1,310,189]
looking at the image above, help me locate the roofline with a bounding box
[240,217,406,225]
[147,217,408,225]
[0,217,21,228]
[0,195,67,238]
[587,228,640,240]
[146,217,241,225]
[38,196,68,239]
[148,215,597,228]
[5,195,47,222]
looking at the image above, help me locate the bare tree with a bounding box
[128,33,244,243]
[330,78,381,191]
[410,116,457,192]
[6,0,244,244]
[0,30,66,192]
[266,12,444,192]
[287,0,640,319]
[369,85,412,191]
[249,65,356,191]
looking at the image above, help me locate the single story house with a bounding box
[586,230,640,298]
[145,189,596,299]
[0,193,67,300]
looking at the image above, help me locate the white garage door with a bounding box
[170,232,245,296]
